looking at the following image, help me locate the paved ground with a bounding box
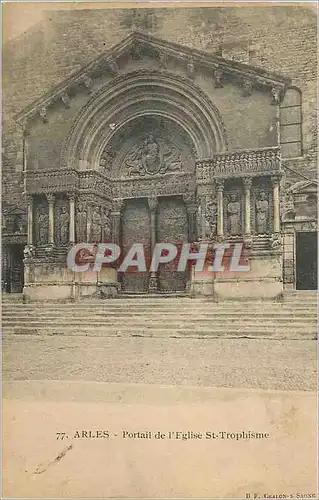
[3,335,317,391]
[3,335,318,498]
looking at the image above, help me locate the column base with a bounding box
[148,275,158,293]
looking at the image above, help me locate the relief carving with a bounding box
[124,134,182,177]
[37,206,49,244]
[102,208,111,241]
[227,192,241,235]
[204,200,217,239]
[99,146,116,174]
[59,204,70,245]
[256,191,269,234]
[76,203,87,242]
[92,206,102,242]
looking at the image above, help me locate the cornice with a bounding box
[14,31,292,128]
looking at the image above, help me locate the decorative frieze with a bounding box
[26,169,79,194]
[203,147,282,180]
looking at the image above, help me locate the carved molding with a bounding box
[60,69,229,169]
[148,196,158,211]
[196,147,282,181]
[242,79,253,97]
[60,91,71,108]
[15,31,290,129]
[213,69,223,88]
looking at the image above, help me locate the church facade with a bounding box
[2,7,317,300]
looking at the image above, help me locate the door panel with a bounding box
[296,231,317,290]
[121,199,151,293]
[157,197,189,292]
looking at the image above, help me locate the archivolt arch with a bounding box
[61,70,228,169]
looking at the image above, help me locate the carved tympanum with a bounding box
[124,134,182,177]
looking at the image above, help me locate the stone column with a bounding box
[243,177,252,236]
[26,194,33,245]
[216,179,224,237]
[86,203,92,243]
[183,193,197,242]
[271,175,281,233]
[68,193,76,244]
[46,193,55,245]
[148,196,158,292]
[110,199,123,246]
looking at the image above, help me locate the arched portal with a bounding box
[60,70,227,293]
[62,69,227,169]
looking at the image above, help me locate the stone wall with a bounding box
[3,5,317,209]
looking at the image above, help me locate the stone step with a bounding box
[2,316,316,327]
[2,302,316,309]
[2,310,316,319]
[1,311,316,320]
[2,327,316,339]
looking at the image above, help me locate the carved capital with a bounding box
[67,192,76,202]
[242,79,253,97]
[46,193,55,204]
[112,198,123,213]
[26,194,33,206]
[243,177,252,190]
[39,107,48,123]
[186,204,197,215]
[60,91,70,108]
[215,179,224,192]
[271,174,281,187]
[148,195,158,212]
[271,86,282,105]
[182,193,196,205]
[213,69,223,88]
[19,118,31,137]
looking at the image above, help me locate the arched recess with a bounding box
[61,70,228,170]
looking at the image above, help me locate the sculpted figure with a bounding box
[227,193,241,235]
[142,134,160,174]
[37,206,49,244]
[102,209,111,241]
[76,204,87,242]
[60,205,69,244]
[256,191,269,234]
[205,201,217,239]
[92,207,102,242]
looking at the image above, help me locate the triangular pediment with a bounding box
[15,30,291,126]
